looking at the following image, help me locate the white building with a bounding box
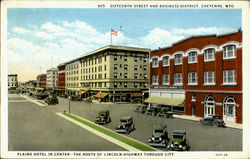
[46,68,58,90]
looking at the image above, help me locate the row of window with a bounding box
[66,65,107,76]
[152,70,236,85]
[152,45,237,67]
[66,82,147,88]
[114,72,147,79]
[114,55,147,62]
[114,64,147,71]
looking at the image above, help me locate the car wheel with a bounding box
[213,122,218,127]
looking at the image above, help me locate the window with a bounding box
[162,56,169,66]
[114,55,117,60]
[114,73,118,78]
[114,64,118,70]
[144,74,147,79]
[134,82,138,88]
[124,73,128,79]
[174,73,182,85]
[134,65,138,71]
[162,74,169,85]
[223,45,236,59]
[143,65,147,71]
[223,70,236,84]
[120,64,122,68]
[114,82,118,88]
[204,72,215,84]
[98,82,102,87]
[188,72,197,84]
[204,96,215,116]
[134,56,138,62]
[144,57,147,62]
[134,73,138,79]
[124,56,128,61]
[188,52,197,63]
[152,58,158,67]
[144,83,147,88]
[124,82,127,88]
[124,64,128,70]
[152,75,158,85]
[204,48,215,61]
[104,65,106,71]
[191,94,196,101]
[223,97,236,118]
[174,54,183,65]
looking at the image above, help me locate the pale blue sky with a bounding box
[7,9,241,82]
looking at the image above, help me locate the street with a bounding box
[8,94,242,151]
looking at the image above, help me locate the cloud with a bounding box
[34,31,53,39]
[172,27,234,36]
[41,22,66,33]
[12,27,30,35]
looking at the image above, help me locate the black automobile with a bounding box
[148,125,169,147]
[115,116,135,134]
[95,111,111,125]
[145,105,159,116]
[157,107,174,118]
[45,95,59,105]
[199,115,225,127]
[167,130,190,151]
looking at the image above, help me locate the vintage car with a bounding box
[199,115,225,127]
[115,116,135,134]
[157,107,174,118]
[148,125,169,147]
[135,105,147,114]
[167,130,190,151]
[45,95,59,105]
[145,105,159,116]
[95,111,111,125]
[70,95,82,101]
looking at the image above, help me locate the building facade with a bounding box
[37,74,47,88]
[46,68,58,90]
[57,63,66,95]
[64,45,150,103]
[149,30,242,124]
[8,74,18,93]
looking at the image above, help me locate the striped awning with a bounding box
[144,96,184,107]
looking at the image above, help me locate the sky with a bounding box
[7,9,241,82]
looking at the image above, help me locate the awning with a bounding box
[144,96,184,106]
[79,89,90,95]
[131,93,143,97]
[94,93,109,98]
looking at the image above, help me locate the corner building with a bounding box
[150,30,242,124]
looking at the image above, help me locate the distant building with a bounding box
[8,74,18,93]
[46,68,58,90]
[37,74,47,88]
[149,29,242,124]
[64,45,150,103]
[57,63,66,95]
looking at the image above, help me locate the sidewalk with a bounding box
[173,114,242,130]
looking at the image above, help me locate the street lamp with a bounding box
[68,96,71,114]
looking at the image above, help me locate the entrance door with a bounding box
[204,96,215,117]
[192,106,195,116]
[223,97,236,123]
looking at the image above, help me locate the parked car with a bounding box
[115,116,135,134]
[157,107,174,118]
[167,130,190,151]
[148,124,169,147]
[45,95,59,105]
[145,105,159,116]
[95,111,111,125]
[199,115,225,127]
[71,95,82,101]
[135,105,147,114]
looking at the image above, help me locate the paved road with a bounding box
[8,94,126,151]
[8,94,242,151]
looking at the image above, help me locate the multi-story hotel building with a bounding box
[57,63,66,95]
[149,29,242,124]
[8,74,18,93]
[46,68,58,90]
[65,45,150,102]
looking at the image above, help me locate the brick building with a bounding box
[37,74,47,89]
[57,63,66,95]
[149,29,242,124]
